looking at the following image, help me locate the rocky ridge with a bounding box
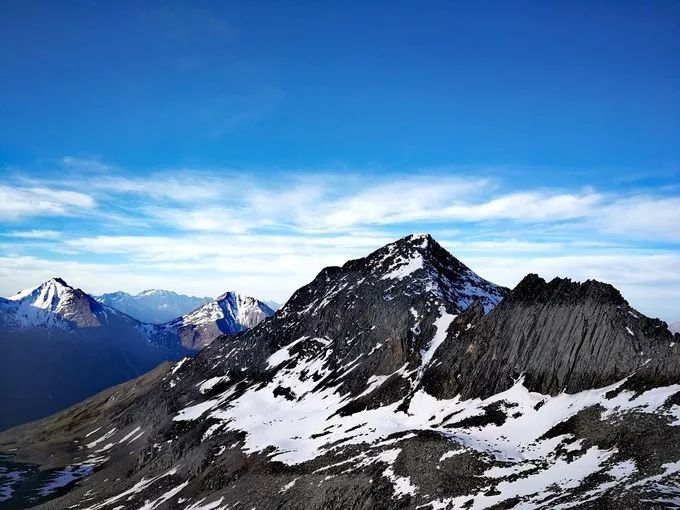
[1,234,679,509]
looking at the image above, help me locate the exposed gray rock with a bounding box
[1,234,678,510]
[422,273,680,399]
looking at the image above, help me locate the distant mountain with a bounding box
[96,289,212,323]
[4,234,680,509]
[670,321,680,334]
[265,300,282,311]
[0,279,274,431]
[0,278,185,431]
[162,291,275,350]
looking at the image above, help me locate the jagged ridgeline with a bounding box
[1,234,679,509]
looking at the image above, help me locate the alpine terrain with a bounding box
[1,234,679,509]
[95,290,212,324]
[0,280,273,431]
[161,292,275,351]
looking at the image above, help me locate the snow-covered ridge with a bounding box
[2,278,107,329]
[159,291,275,350]
[164,291,273,330]
[0,278,274,350]
[7,277,72,306]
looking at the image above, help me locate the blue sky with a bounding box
[0,1,678,320]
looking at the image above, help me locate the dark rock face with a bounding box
[422,273,680,400]
[1,235,679,510]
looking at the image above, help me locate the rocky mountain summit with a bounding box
[1,278,128,330]
[161,291,274,350]
[1,234,679,509]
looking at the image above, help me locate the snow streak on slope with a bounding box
[174,358,680,509]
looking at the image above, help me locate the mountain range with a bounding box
[2,233,678,509]
[95,290,213,324]
[0,279,273,431]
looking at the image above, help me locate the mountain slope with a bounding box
[161,291,275,350]
[0,280,272,432]
[0,278,187,431]
[422,273,678,400]
[96,290,212,324]
[2,278,124,329]
[1,234,678,509]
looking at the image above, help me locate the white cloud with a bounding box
[92,174,605,234]
[3,229,61,239]
[435,192,602,222]
[0,185,95,220]
[1,163,678,321]
[13,166,678,243]
[320,177,490,228]
[596,196,680,242]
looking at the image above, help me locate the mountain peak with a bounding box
[8,276,75,303]
[511,273,625,306]
[375,232,435,260]
[3,277,107,329]
[164,290,274,350]
[393,232,433,249]
[138,289,176,297]
[47,276,69,287]
[346,233,507,313]
[215,290,238,301]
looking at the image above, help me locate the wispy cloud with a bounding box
[3,229,61,240]
[595,196,680,242]
[41,167,676,244]
[0,184,95,220]
[0,160,678,321]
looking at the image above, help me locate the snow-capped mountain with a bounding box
[162,291,275,350]
[0,279,271,432]
[96,289,212,324]
[1,277,126,329]
[2,234,678,509]
[0,278,189,431]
